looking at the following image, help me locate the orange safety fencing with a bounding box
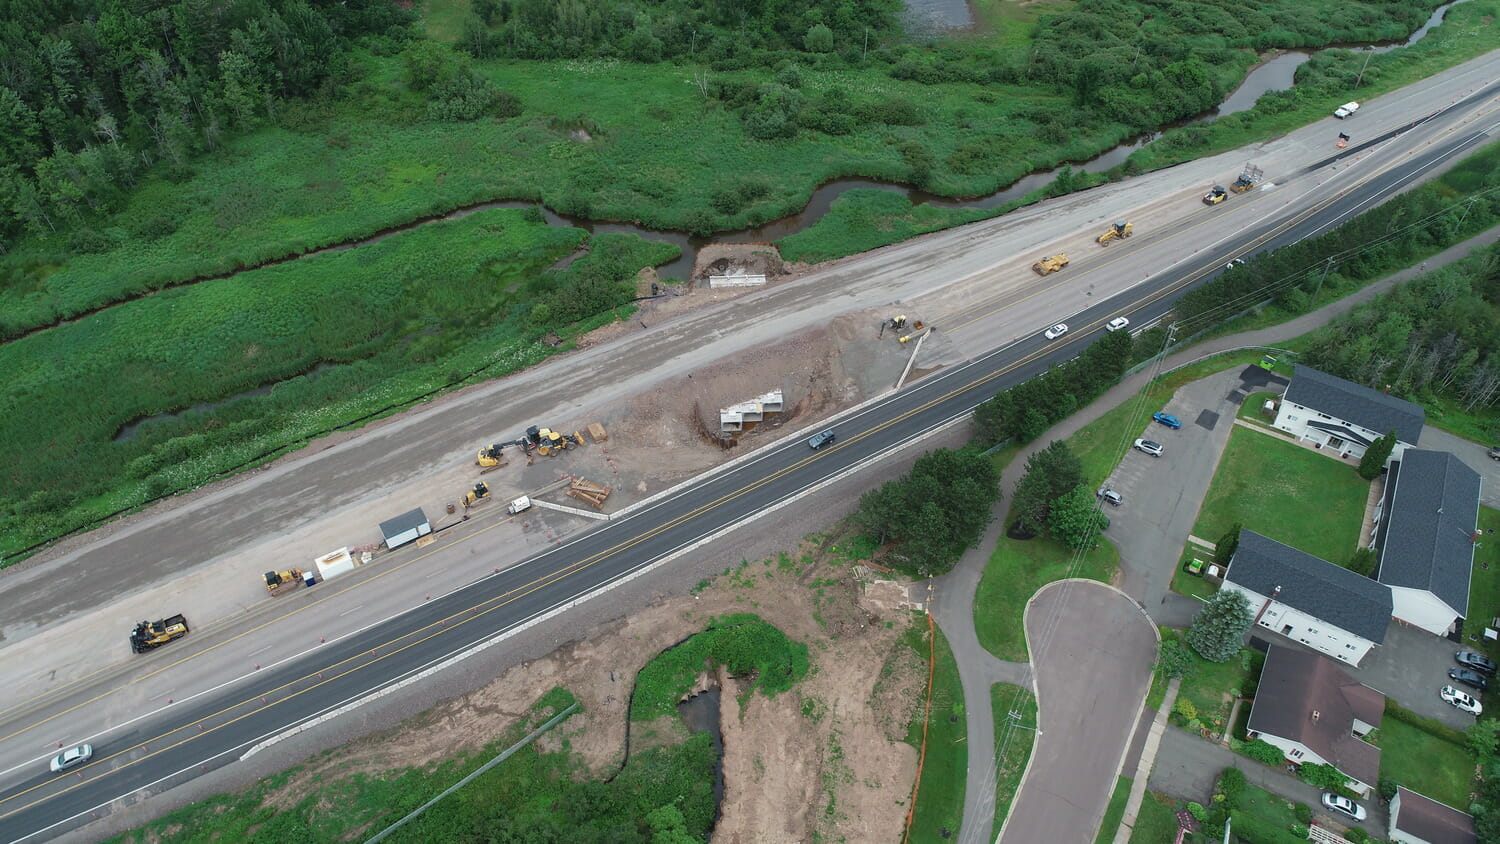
[901,611,939,844]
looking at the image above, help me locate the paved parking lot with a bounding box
[1344,622,1486,729]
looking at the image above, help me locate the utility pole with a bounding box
[863,28,869,57]
[1312,256,1335,301]
[1355,49,1373,88]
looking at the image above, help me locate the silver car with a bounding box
[1133,439,1164,457]
[1320,792,1366,821]
[50,744,93,773]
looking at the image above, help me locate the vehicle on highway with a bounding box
[1489,445,1500,461]
[1105,317,1130,332]
[1449,668,1488,692]
[1152,412,1182,429]
[1133,439,1164,457]
[807,430,836,450]
[1320,793,1366,821]
[1226,258,1246,270]
[1097,488,1122,507]
[50,744,93,773]
[1334,101,1360,119]
[1441,685,1482,715]
[1456,650,1498,675]
[1043,324,1069,340]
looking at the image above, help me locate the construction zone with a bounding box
[1096,221,1132,245]
[1032,253,1069,275]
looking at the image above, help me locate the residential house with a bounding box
[1389,786,1478,844]
[1222,530,1392,665]
[1273,365,1425,461]
[1374,450,1483,636]
[1245,645,1382,797]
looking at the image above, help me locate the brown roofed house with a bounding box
[1389,787,1477,844]
[1245,645,1383,796]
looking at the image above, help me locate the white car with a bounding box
[1321,793,1367,822]
[1105,317,1130,332]
[1133,439,1163,457]
[50,744,93,773]
[1441,685,1482,715]
[1043,324,1068,340]
[1334,101,1359,119]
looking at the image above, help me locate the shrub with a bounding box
[1187,802,1208,822]
[1344,828,1369,843]
[1294,802,1313,824]
[1242,739,1285,766]
[1174,698,1199,721]
[1297,762,1349,791]
[1218,766,1246,807]
[1378,778,1399,802]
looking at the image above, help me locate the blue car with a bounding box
[1152,412,1182,429]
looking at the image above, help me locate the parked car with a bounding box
[50,744,93,773]
[1449,668,1489,692]
[1152,412,1182,430]
[807,430,836,450]
[1320,793,1366,822]
[1105,317,1130,332]
[1097,488,1123,507]
[1456,650,1498,675]
[1334,101,1360,119]
[1133,439,1164,457]
[1043,323,1069,340]
[1441,685,1483,715]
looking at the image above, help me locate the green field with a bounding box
[991,683,1040,839]
[1192,426,1369,563]
[0,210,675,561]
[973,534,1119,661]
[905,623,968,842]
[1379,712,1478,809]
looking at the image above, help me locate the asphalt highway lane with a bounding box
[3,77,1496,843]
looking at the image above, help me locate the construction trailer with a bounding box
[315,547,358,581]
[379,508,432,550]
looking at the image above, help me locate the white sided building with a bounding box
[1273,365,1424,462]
[1373,450,1482,636]
[1222,530,1391,665]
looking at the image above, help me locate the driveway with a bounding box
[997,581,1158,844]
[1099,366,1288,614]
[1345,622,1485,730]
[1418,427,1500,508]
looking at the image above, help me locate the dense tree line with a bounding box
[1301,262,1500,413]
[0,0,413,241]
[854,447,1000,577]
[1008,441,1104,549]
[973,330,1134,446]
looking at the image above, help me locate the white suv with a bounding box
[1133,439,1164,457]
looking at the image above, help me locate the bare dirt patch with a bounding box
[255,529,924,842]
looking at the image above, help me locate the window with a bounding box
[1281,625,1293,635]
[1289,749,1304,759]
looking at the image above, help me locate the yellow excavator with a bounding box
[1032,254,1070,276]
[264,568,307,596]
[463,481,492,509]
[475,443,508,473]
[1096,221,1132,246]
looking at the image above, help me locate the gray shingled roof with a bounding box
[1284,365,1425,444]
[1377,450,1481,617]
[1226,530,1392,643]
[1247,646,1383,789]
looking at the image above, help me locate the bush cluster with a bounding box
[972,330,1134,446]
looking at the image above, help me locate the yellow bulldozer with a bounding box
[463,481,492,509]
[1096,221,1133,246]
[1032,254,1070,276]
[264,568,307,596]
[531,426,584,457]
[475,443,509,473]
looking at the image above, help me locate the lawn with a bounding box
[1192,425,1368,564]
[1162,629,1263,729]
[906,623,967,843]
[1171,547,1219,601]
[1463,507,1500,683]
[1378,714,1476,809]
[990,683,1039,840]
[1092,776,1132,844]
[1237,391,1279,424]
[973,534,1119,661]
[1127,791,1182,844]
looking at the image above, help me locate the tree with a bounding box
[1358,430,1398,480]
[1346,547,1378,577]
[1154,640,1197,681]
[1047,485,1106,550]
[1008,440,1084,536]
[1186,589,1252,662]
[854,448,1000,577]
[1213,524,1242,567]
[804,23,833,53]
[1467,718,1500,761]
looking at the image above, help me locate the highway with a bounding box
[2,63,1498,843]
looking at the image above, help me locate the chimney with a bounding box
[1311,710,1320,722]
[1253,585,1283,627]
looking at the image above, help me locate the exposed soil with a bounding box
[253,530,925,842]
